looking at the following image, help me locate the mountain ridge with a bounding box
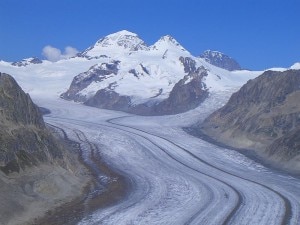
[198,69,300,173]
[199,50,241,71]
[0,72,89,225]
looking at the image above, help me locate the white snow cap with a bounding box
[81,30,191,58]
[94,30,148,50]
[291,62,300,70]
[80,30,149,58]
[151,35,187,52]
[105,30,138,38]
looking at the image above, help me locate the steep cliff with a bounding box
[199,69,300,173]
[0,73,63,174]
[0,73,88,225]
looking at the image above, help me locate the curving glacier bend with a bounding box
[35,90,300,225]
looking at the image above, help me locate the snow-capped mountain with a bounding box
[11,57,42,67]
[78,30,149,59]
[0,30,263,115]
[291,62,300,70]
[199,50,241,71]
[60,31,257,115]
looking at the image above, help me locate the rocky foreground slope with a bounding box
[0,73,88,225]
[198,69,300,173]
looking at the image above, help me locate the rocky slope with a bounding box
[199,50,241,71]
[199,69,300,173]
[0,72,88,225]
[0,72,62,174]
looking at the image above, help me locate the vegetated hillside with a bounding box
[0,72,88,225]
[199,69,300,173]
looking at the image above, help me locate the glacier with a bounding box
[0,30,300,224]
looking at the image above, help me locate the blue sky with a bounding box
[0,0,299,70]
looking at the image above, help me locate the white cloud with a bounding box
[42,45,79,62]
[63,46,79,59]
[42,45,61,62]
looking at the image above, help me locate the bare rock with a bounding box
[199,69,300,173]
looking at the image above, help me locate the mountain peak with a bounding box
[158,35,181,45]
[151,35,187,52]
[199,50,241,71]
[11,57,42,67]
[95,30,147,50]
[80,30,148,58]
[105,30,138,38]
[291,62,300,70]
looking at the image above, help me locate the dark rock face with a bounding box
[128,64,150,79]
[266,127,300,160]
[12,57,42,67]
[0,73,44,127]
[153,58,208,115]
[199,69,300,172]
[199,50,241,71]
[61,61,120,102]
[0,73,64,174]
[85,89,131,112]
[180,56,197,73]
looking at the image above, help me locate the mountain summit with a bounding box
[150,35,187,53]
[11,57,42,67]
[199,50,241,71]
[79,30,148,58]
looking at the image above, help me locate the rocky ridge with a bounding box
[0,72,88,225]
[0,73,62,173]
[199,50,241,71]
[11,57,42,67]
[199,69,300,173]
